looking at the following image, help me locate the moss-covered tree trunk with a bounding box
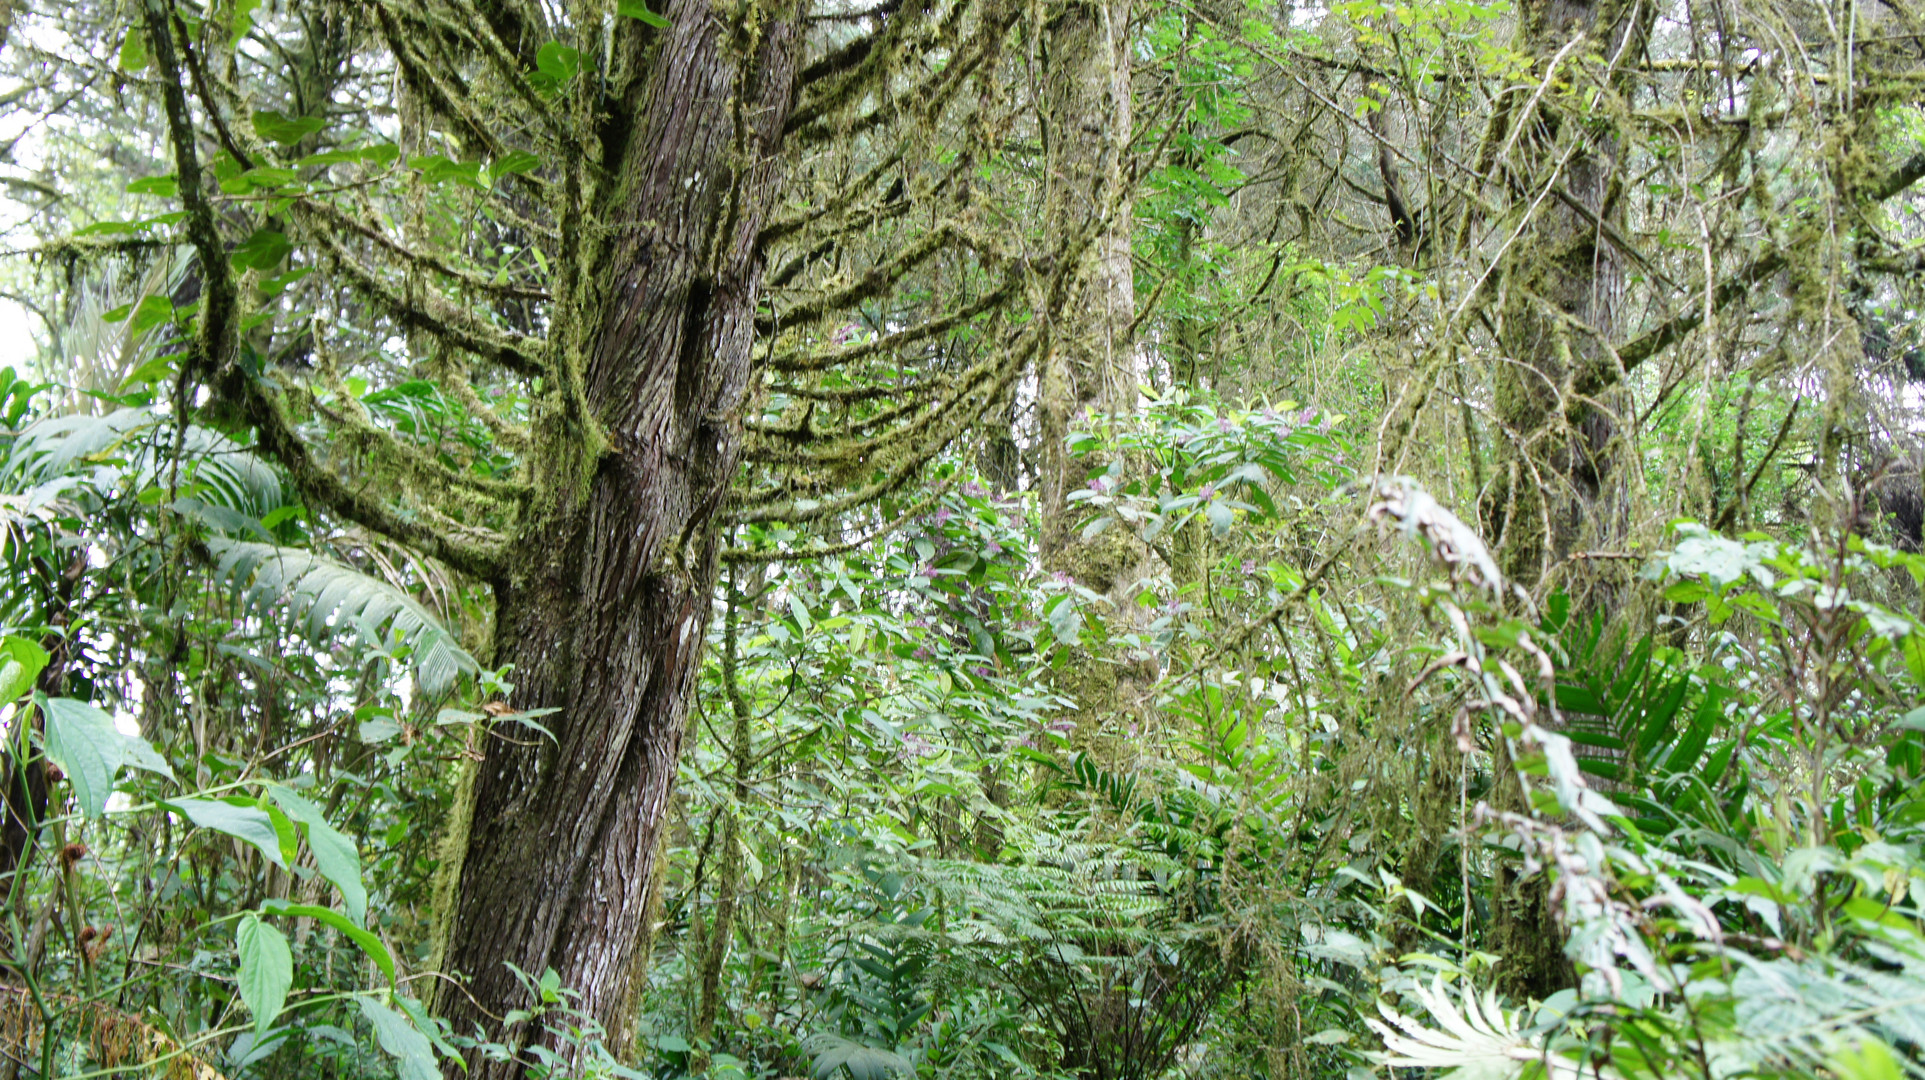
[1484,0,1647,595]
[1482,0,1649,1003]
[1037,0,1149,732]
[1039,0,1135,546]
[432,3,800,1072]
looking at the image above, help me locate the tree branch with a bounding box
[144,0,508,581]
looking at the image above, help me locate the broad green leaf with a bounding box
[263,900,395,983]
[236,914,293,1035]
[252,110,323,146]
[531,41,580,92]
[227,0,264,44]
[1205,500,1234,537]
[43,698,124,818]
[231,229,292,271]
[167,797,288,868]
[491,150,541,179]
[616,0,672,26]
[0,636,48,703]
[357,997,438,1080]
[268,786,368,926]
[406,154,486,190]
[117,27,148,72]
[126,175,178,197]
[127,295,176,335]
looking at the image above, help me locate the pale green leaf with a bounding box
[357,997,438,1080]
[236,914,293,1035]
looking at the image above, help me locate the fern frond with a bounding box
[1366,976,1576,1080]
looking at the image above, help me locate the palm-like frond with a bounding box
[1366,977,1574,1080]
[802,1033,914,1080]
[207,539,478,696]
[2,407,283,517]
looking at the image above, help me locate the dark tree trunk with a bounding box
[1481,0,1650,1003]
[433,1,800,1071]
[1484,0,1648,598]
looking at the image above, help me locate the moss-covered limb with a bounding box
[143,0,238,381]
[308,229,550,378]
[787,0,1016,148]
[427,0,573,150]
[761,154,928,248]
[768,270,1017,374]
[772,222,981,330]
[782,0,951,137]
[720,471,958,564]
[1565,112,1925,408]
[303,359,532,510]
[468,0,552,66]
[1571,246,1787,405]
[732,333,1037,524]
[293,198,551,303]
[425,351,535,454]
[1545,181,1677,292]
[228,368,509,580]
[746,298,1025,472]
[370,1,509,164]
[169,9,254,170]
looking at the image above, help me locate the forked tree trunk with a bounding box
[433,2,800,1071]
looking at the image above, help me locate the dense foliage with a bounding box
[3,0,1925,1078]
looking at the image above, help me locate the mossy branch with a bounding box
[294,199,551,302]
[309,228,550,378]
[144,0,508,582]
[768,269,1017,372]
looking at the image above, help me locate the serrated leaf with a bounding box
[236,914,293,1036]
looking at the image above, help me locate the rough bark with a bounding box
[432,2,800,1071]
[1038,0,1136,556]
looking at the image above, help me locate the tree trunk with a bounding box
[1484,0,1647,597]
[1036,0,1151,738]
[433,2,800,1071]
[1482,0,1649,1003]
[1038,0,1136,556]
